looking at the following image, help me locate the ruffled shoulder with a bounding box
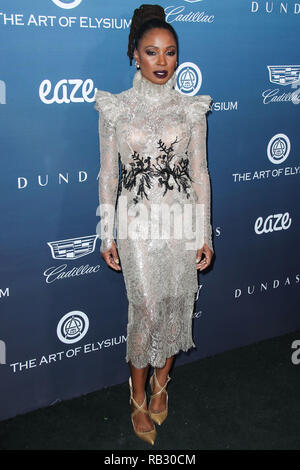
[94,89,120,125]
[184,94,213,125]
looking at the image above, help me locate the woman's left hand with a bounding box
[195,243,214,271]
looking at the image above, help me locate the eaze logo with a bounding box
[39,79,95,104]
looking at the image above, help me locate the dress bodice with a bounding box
[94,69,214,253]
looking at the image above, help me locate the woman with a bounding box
[94,4,214,445]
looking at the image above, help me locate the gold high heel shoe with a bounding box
[148,369,171,425]
[129,376,157,445]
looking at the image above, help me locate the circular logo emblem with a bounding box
[175,62,202,96]
[267,133,291,165]
[51,0,82,9]
[57,311,89,344]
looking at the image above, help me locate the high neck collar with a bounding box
[133,69,177,101]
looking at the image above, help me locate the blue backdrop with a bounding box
[0,0,299,421]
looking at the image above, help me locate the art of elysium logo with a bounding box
[57,311,89,344]
[267,134,291,165]
[175,62,202,95]
[51,0,82,9]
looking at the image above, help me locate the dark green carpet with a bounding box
[1,330,300,450]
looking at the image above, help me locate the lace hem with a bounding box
[124,292,197,369]
[125,339,196,369]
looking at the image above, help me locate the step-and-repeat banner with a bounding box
[0,0,299,421]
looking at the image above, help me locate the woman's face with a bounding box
[133,27,177,85]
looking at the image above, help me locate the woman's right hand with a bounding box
[100,241,122,271]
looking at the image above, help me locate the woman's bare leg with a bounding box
[129,361,154,432]
[149,355,175,413]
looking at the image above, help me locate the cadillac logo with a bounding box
[267,65,300,86]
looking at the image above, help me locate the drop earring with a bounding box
[135,62,140,69]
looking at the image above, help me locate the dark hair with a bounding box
[127,4,179,66]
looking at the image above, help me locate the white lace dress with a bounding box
[95,69,214,369]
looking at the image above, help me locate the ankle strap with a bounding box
[151,370,171,398]
[129,377,149,417]
[130,392,149,418]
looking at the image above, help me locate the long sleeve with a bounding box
[94,90,120,253]
[186,95,214,253]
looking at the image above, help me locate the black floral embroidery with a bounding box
[117,151,155,204]
[118,138,193,204]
